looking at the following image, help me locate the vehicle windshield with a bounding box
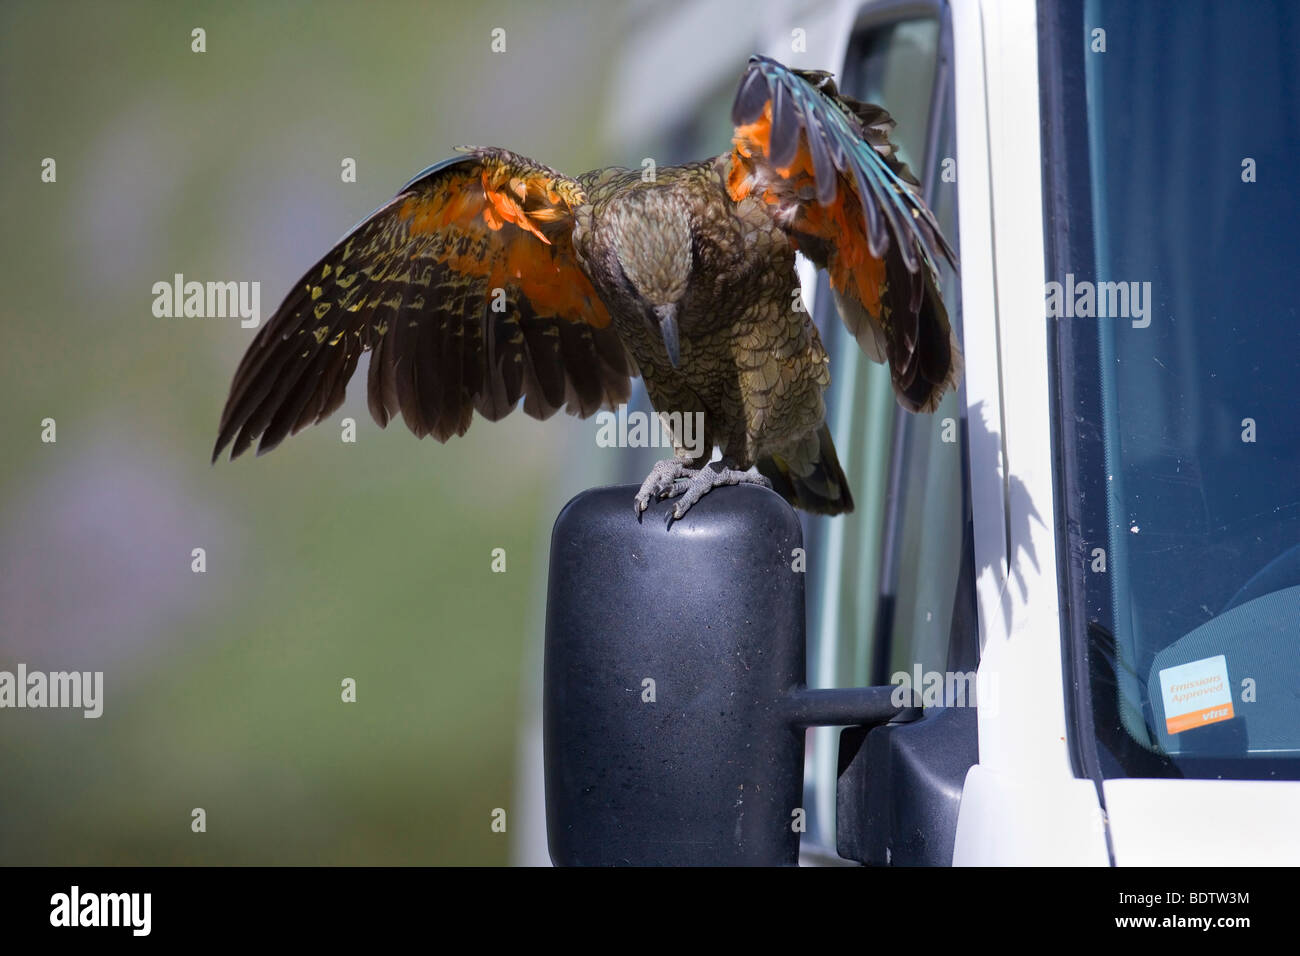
[1049,0,1300,779]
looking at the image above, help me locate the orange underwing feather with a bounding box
[729,101,885,315]
[393,164,611,328]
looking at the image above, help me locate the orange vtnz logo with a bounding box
[1166,703,1234,735]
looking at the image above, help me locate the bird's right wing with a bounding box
[213,148,633,461]
[725,56,961,413]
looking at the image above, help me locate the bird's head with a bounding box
[604,188,693,368]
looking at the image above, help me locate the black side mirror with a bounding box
[543,484,914,866]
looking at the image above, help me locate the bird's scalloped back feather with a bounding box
[212,148,631,461]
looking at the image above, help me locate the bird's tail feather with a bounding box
[757,424,854,515]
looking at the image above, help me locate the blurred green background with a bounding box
[0,0,654,865]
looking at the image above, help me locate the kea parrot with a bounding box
[212,56,961,523]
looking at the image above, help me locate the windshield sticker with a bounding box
[1158,655,1234,734]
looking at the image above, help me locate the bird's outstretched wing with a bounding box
[213,148,632,461]
[726,55,961,413]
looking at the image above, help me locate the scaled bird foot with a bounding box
[633,458,773,526]
[634,458,691,517]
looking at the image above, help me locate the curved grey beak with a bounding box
[654,304,681,368]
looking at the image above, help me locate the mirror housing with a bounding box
[543,484,914,866]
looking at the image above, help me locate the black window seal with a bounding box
[1037,0,1118,854]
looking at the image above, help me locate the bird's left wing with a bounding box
[213,148,632,461]
[725,56,961,413]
